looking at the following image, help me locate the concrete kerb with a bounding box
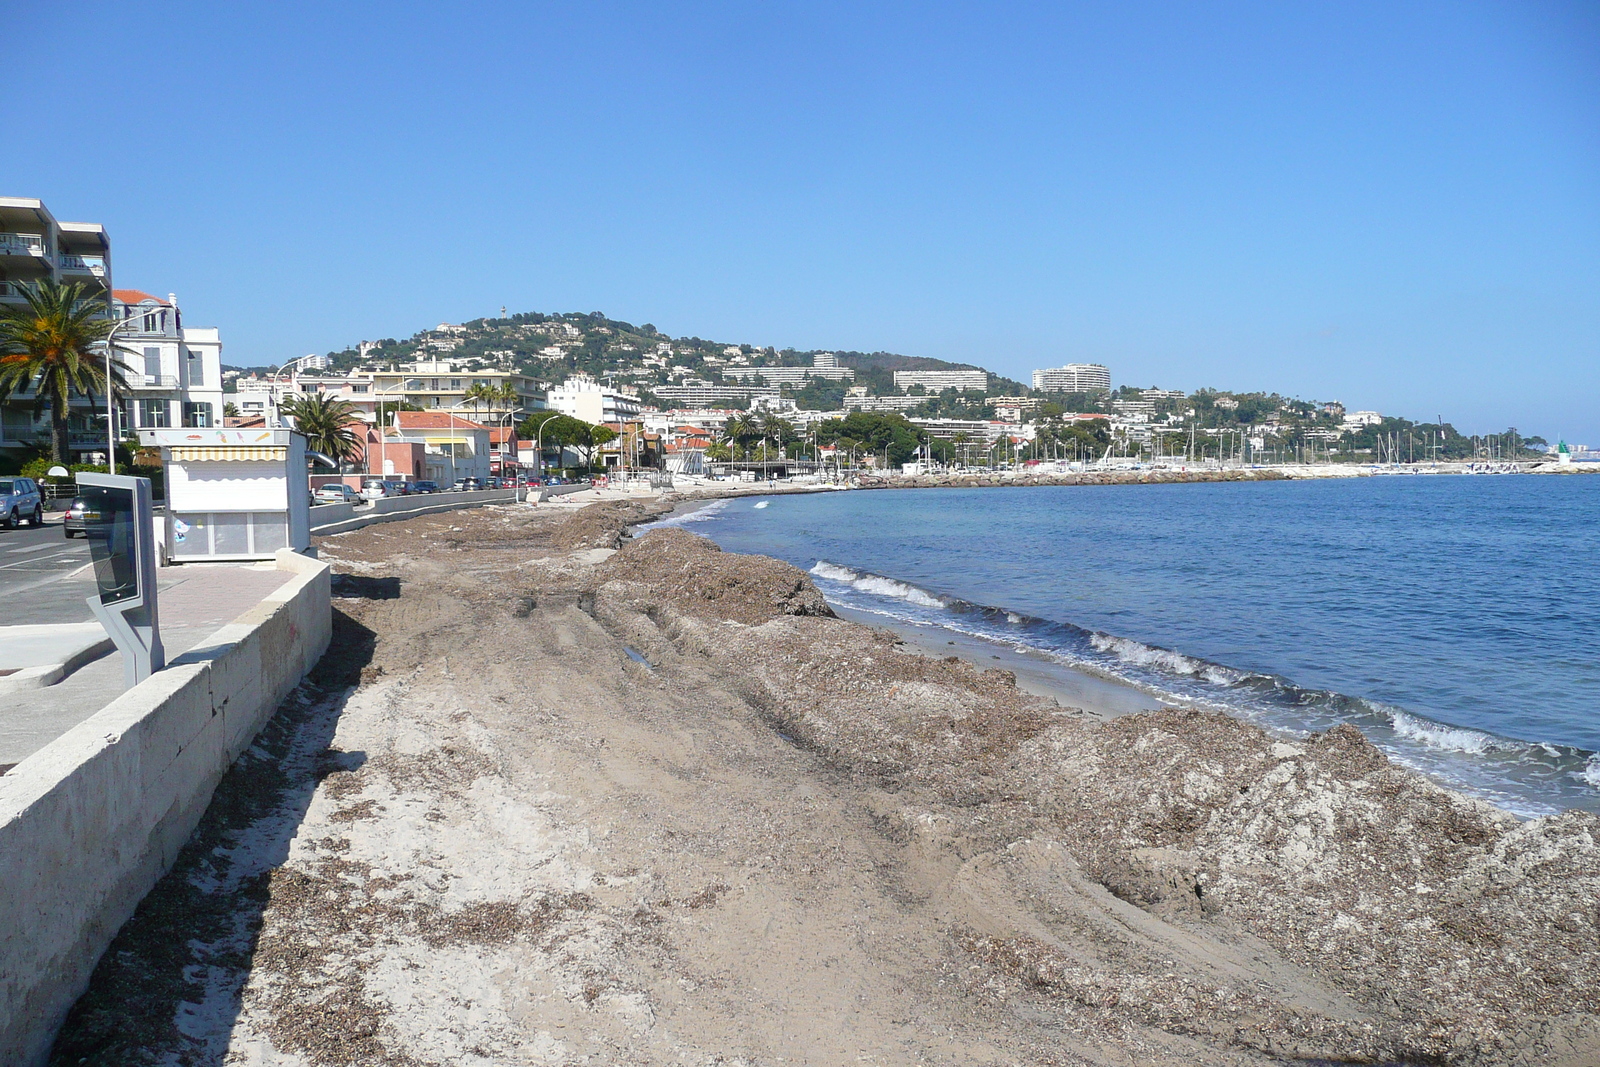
[0,548,331,1067]
[0,626,114,694]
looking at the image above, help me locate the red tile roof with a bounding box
[393,412,489,430]
[112,289,169,306]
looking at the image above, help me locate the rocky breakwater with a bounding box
[858,467,1289,490]
[592,526,1600,1066]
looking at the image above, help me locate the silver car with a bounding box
[0,477,44,529]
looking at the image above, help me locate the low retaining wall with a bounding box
[310,488,519,536]
[529,483,591,503]
[0,550,332,1066]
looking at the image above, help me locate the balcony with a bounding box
[0,233,47,259]
[58,254,108,280]
[129,374,179,390]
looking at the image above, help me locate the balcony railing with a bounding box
[131,374,179,389]
[0,233,47,256]
[59,255,107,278]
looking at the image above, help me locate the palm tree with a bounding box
[462,381,495,423]
[281,392,363,470]
[724,413,755,460]
[223,401,240,419]
[0,280,129,464]
[757,413,793,461]
[951,431,971,467]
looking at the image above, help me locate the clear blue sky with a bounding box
[13,1,1599,440]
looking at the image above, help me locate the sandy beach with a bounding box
[51,494,1600,1066]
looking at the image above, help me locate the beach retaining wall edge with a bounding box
[0,549,331,1066]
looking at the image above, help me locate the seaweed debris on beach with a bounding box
[53,497,1600,1067]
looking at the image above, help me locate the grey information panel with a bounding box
[79,482,140,605]
[76,473,164,688]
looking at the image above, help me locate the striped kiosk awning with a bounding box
[169,446,288,462]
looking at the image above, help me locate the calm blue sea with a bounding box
[655,476,1600,817]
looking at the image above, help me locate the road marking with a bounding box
[0,549,86,571]
[8,544,60,554]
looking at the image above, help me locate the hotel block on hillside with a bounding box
[1031,363,1111,394]
[892,369,989,393]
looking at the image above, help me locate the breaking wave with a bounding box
[1388,710,1507,755]
[809,561,950,609]
[640,498,730,530]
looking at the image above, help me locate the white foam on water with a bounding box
[1088,633,1242,685]
[641,498,730,530]
[1581,755,1600,790]
[810,560,949,609]
[1388,710,1502,754]
[753,501,769,509]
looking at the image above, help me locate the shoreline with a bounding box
[643,483,1600,820]
[53,499,1600,1065]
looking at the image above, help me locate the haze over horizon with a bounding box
[11,1,1598,440]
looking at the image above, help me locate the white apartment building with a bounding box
[842,394,924,412]
[1032,363,1111,394]
[0,197,115,458]
[1341,410,1383,431]
[112,290,226,432]
[652,382,777,407]
[233,373,378,420]
[892,369,989,393]
[364,360,545,419]
[910,418,1023,448]
[724,353,855,386]
[546,375,643,424]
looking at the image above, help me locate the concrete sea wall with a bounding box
[0,550,332,1066]
[309,487,519,535]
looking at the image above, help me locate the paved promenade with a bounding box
[0,562,295,770]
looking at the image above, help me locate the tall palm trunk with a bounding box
[50,387,72,465]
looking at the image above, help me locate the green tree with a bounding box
[0,280,129,464]
[223,401,240,418]
[281,393,363,470]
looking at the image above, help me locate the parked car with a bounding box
[410,480,440,494]
[484,476,503,489]
[452,477,485,491]
[313,484,361,505]
[360,478,404,501]
[63,495,91,538]
[0,477,44,529]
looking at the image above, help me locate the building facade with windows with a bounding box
[363,360,544,420]
[111,290,225,434]
[545,375,645,423]
[892,369,989,393]
[0,197,114,459]
[1031,363,1111,394]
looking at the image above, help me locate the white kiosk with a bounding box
[140,428,311,561]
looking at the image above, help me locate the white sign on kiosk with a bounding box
[140,428,311,561]
[76,472,165,689]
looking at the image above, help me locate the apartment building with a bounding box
[892,369,989,393]
[387,412,492,485]
[841,393,923,412]
[1031,363,1111,394]
[910,418,1022,447]
[546,375,643,424]
[230,373,377,420]
[0,197,111,306]
[112,290,225,432]
[724,353,855,386]
[364,360,545,419]
[0,197,114,458]
[651,382,777,408]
